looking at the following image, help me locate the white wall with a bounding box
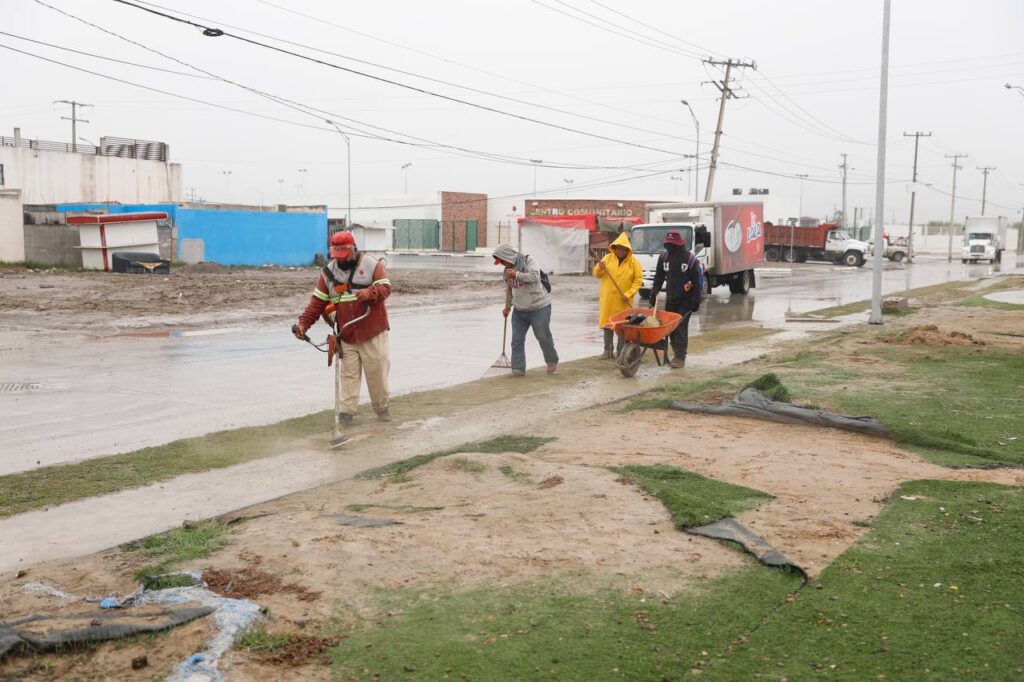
[0,144,181,205]
[332,192,441,229]
[0,189,24,261]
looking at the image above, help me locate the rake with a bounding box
[484,279,514,376]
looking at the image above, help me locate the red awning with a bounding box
[517,214,598,231]
[67,212,169,225]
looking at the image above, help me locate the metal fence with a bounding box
[0,135,168,161]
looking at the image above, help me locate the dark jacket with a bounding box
[650,245,701,312]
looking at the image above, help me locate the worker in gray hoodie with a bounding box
[492,244,559,376]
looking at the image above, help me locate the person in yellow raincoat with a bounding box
[593,231,643,359]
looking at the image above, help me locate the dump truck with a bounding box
[633,201,764,296]
[763,219,870,266]
[961,216,1008,264]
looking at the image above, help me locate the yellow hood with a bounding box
[609,232,633,254]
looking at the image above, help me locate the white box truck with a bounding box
[961,216,1008,264]
[632,201,764,296]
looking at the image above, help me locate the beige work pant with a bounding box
[335,331,390,417]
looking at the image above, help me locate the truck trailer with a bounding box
[633,201,764,296]
[763,220,870,267]
[961,216,1008,264]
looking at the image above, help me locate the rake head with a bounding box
[484,352,514,377]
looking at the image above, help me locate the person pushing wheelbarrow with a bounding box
[648,230,703,369]
[593,232,643,359]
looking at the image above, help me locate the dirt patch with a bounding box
[246,634,343,667]
[538,474,564,488]
[540,407,1023,577]
[204,565,321,602]
[882,324,985,346]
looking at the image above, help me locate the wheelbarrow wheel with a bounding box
[616,341,644,378]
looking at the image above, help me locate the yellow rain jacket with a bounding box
[593,232,643,327]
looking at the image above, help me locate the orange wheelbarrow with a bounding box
[604,307,683,377]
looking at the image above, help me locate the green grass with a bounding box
[122,520,229,585]
[328,568,800,680]
[237,625,296,652]
[357,435,556,480]
[708,480,1024,680]
[882,305,919,316]
[958,293,1024,311]
[611,465,773,529]
[450,457,488,474]
[499,464,535,485]
[345,503,444,514]
[743,372,792,402]
[803,280,969,318]
[622,376,739,411]
[0,410,332,519]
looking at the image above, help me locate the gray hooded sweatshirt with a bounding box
[493,244,551,312]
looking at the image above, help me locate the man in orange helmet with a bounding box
[294,231,392,447]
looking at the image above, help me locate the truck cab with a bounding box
[630,223,706,296]
[962,231,1001,264]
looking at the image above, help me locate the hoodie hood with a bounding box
[609,232,633,255]
[492,243,520,265]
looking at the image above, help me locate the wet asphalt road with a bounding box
[0,255,1017,476]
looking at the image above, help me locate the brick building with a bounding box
[440,191,487,251]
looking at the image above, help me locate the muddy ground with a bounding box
[0,264,593,331]
[1,281,1021,680]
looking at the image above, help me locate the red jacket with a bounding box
[298,253,391,344]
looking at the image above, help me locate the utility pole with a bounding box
[702,58,756,202]
[868,0,891,325]
[977,166,995,215]
[563,178,574,197]
[53,100,92,153]
[902,131,931,263]
[945,153,967,261]
[530,159,543,198]
[681,100,700,202]
[401,162,412,193]
[839,153,849,229]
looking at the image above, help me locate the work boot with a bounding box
[669,357,686,369]
[337,412,353,426]
[376,409,391,422]
[546,363,558,374]
[330,430,351,448]
[599,348,614,360]
[509,369,526,377]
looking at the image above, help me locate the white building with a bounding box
[0,127,183,261]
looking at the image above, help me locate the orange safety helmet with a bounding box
[329,231,356,259]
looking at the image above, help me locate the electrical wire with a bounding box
[107,0,698,158]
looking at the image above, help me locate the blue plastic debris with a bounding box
[186,654,205,665]
[99,597,122,609]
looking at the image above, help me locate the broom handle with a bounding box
[501,279,512,352]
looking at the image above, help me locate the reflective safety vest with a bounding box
[313,254,390,327]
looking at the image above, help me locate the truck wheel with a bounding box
[889,251,905,263]
[728,270,752,295]
[795,253,808,263]
[782,249,798,263]
[764,247,780,262]
[843,250,862,267]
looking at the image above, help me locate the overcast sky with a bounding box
[3,0,1023,224]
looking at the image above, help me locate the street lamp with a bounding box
[326,121,353,227]
[563,178,574,197]
[297,168,308,198]
[530,159,543,197]
[222,170,232,203]
[401,162,412,193]
[670,175,686,197]
[277,178,285,204]
[250,187,263,211]
[792,174,809,262]
[681,100,700,201]
[1004,83,1024,98]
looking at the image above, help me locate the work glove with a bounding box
[503,305,511,318]
[621,295,630,305]
[354,288,373,302]
[597,261,607,272]
[292,323,307,340]
[504,267,516,281]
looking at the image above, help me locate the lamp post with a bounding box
[222,170,232,203]
[250,188,263,211]
[563,178,574,197]
[530,159,543,197]
[681,100,700,201]
[671,175,685,197]
[402,162,412,193]
[792,174,809,261]
[297,168,308,198]
[1005,83,1024,98]
[277,178,285,204]
[326,121,352,227]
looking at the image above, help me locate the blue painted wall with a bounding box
[56,203,327,266]
[176,209,324,266]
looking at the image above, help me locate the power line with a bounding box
[107,0,698,158]
[583,0,725,58]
